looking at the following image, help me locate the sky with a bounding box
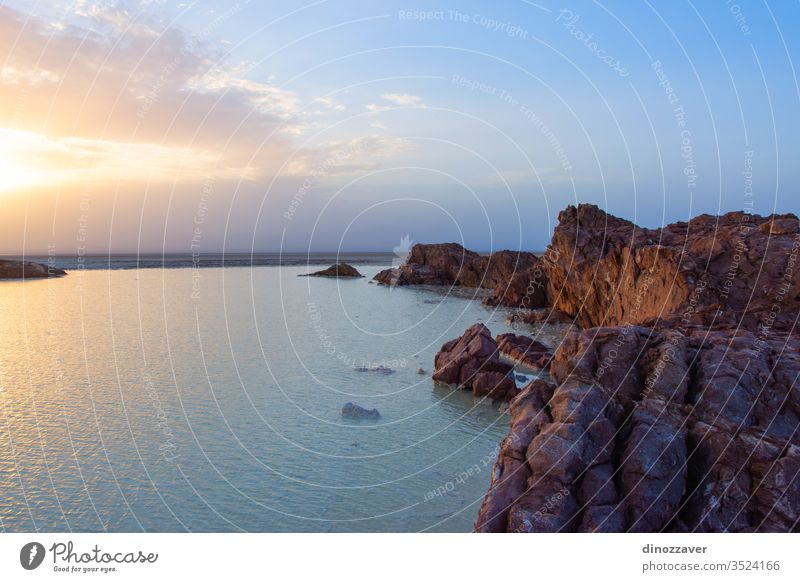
[0,0,798,254]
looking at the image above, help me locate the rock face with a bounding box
[496,333,553,370]
[482,266,548,309]
[341,403,381,419]
[301,263,363,278]
[470,204,800,533]
[0,259,66,279]
[432,323,515,400]
[543,204,800,330]
[476,325,800,532]
[373,243,536,291]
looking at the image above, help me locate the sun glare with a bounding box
[0,150,40,192]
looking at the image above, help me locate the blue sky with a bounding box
[0,0,798,253]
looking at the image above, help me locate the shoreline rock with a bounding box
[432,323,517,402]
[470,204,800,533]
[0,259,66,279]
[475,325,800,533]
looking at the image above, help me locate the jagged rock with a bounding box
[472,371,516,401]
[300,263,363,278]
[475,325,800,533]
[432,323,513,390]
[483,265,548,308]
[373,243,535,290]
[508,308,575,326]
[543,204,800,331]
[0,259,66,279]
[341,402,381,419]
[496,333,553,369]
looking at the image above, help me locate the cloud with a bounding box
[0,4,297,185]
[283,135,412,176]
[366,92,426,112]
[380,93,424,106]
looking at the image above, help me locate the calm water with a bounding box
[0,259,563,532]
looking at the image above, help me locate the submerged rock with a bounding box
[0,259,66,279]
[300,263,363,278]
[341,402,381,419]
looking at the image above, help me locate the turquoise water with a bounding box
[0,263,562,532]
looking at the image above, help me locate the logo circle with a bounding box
[20,542,45,570]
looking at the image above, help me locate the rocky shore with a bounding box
[415,204,799,532]
[0,259,66,279]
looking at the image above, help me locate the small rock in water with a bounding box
[353,365,395,375]
[351,441,359,447]
[341,402,381,419]
[417,367,427,375]
[299,263,363,278]
[515,373,529,382]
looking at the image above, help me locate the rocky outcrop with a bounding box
[508,308,575,326]
[472,371,517,401]
[470,204,800,533]
[301,263,363,278]
[0,259,66,279]
[496,333,553,370]
[543,204,800,331]
[341,403,381,419]
[475,325,800,532]
[373,243,536,291]
[483,265,548,309]
[432,323,514,397]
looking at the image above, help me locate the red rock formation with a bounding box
[373,243,536,292]
[544,204,800,331]
[475,325,800,532]
[483,265,548,309]
[472,371,517,401]
[432,323,513,393]
[496,333,553,369]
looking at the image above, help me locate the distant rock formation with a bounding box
[373,244,538,300]
[0,259,66,279]
[300,263,363,278]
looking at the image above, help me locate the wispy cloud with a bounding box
[366,92,426,112]
[284,135,412,176]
